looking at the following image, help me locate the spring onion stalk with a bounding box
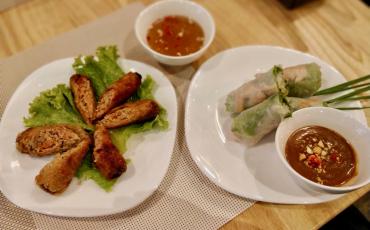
[344,82,370,90]
[314,74,370,95]
[323,85,370,104]
[335,106,370,110]
[325,95,370,105]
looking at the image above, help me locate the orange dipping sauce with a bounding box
[146,15,204,56]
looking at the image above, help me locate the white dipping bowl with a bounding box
[275,107,370,193]
[135,0,215,66]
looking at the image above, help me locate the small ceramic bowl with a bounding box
[275,107,370,193]
[135,0,215,66]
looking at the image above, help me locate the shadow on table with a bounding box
[320,205,370,230]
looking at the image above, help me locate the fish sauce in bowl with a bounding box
[146,15,204,56]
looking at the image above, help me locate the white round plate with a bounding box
[185,46,367,204]
[0,58,177,217]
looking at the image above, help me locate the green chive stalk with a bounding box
[314,74,370,96]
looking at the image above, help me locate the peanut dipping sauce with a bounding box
[285,126,357,186]
[146,15,204,56]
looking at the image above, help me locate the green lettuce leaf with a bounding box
[72,46,123,97]
[76,151,117,192]
[23,84,93,130]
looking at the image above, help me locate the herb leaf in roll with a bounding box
[231,94,290,146]
[283,63,321,98]
[230,95,323,146]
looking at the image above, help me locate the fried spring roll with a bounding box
[98,99,160,129]
[94,72,142,121]
[70,74,96,125]
[93,124,127,180]
[35,136,91,194]
[16,124,88,157]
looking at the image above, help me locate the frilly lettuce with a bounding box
[73,46,123,97]
[23,84,93,130]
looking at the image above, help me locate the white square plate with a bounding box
[0,58,178,217]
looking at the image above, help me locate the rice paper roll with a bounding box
[225,63,321,114]
[231,95,290,146]
[232,96,324,145]
[226,66,286,113]
[283,63,321,98]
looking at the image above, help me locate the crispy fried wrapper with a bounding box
[35,137,91,194]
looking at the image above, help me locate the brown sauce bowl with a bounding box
[275,107,370,193]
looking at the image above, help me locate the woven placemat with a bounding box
[0,3,254,229]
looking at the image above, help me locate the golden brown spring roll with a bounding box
[94,72,142,121]
[16,124,88,157]
[93,124,127,180]
[70,74,96,125]
[35,136,91,194]
[98,99,160,129]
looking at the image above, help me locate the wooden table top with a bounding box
[1,0,369,229]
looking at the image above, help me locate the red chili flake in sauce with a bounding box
[285,126,357,186]
[307,155,321,168]
[330,153,338,162]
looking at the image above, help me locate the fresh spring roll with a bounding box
[283,63,321,98]
[231,95,290,146]
[225,63,321,114]
[225,66,286,114]
[231,95,323,146]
